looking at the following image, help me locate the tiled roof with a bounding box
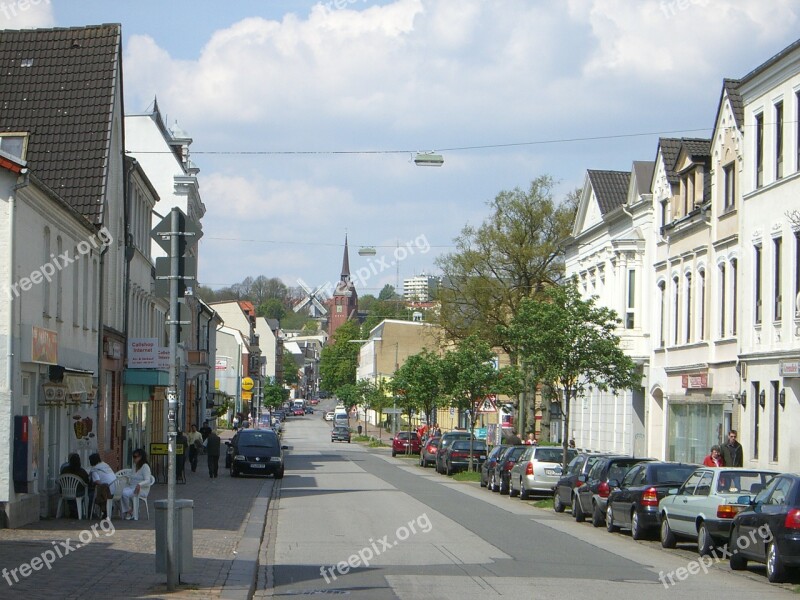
[718,78,743,130]
[587,170,630,215]
[657,138,682,184]
[681,138,712,160]
[0,24,121,225]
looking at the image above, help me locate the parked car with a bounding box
[554,453,609,513]
[391,431,421,457]
[605,461,697,539]
[308,398,320,405]
[292,407,304,416]
[435,431,473,474]
[331,426,351,443]
[492,445,528,495]
[729,473,800,582]
[324,411,335,421]
[510,446,578,499]
[659,467,778,555]
[419,437,441,468]
[574,456,654,526]
[481,445,509,489]
[441,439,488,475]
[227,429,287,478]
[304,406,314,414]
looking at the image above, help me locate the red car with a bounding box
[391,431,421,457]
[308,399,320,405]
[292,408,304,416]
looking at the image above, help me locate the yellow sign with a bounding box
[149,443,184,456]
[242,391,253,401]
[242,377,255,391]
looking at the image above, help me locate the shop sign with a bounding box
[681,373,710,389]
[31,326,58,365]
[780,361,800,377]
[128,338,158,368]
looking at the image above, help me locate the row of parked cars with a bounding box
[547,452,800,584]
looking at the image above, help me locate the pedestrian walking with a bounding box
[721,430,743,467]
[187,424,202,472]
[176,429,189,482]
[206,428,221,478]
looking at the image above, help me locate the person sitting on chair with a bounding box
[121,449,152,520]
[88,453,116,519]
[60,453,89,517]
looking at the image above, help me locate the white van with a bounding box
[333,408,349,427]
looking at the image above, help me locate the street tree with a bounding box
[262,379,288,411]
[435,176,578,435]
[319,320,360,393]
[504,279,641,470]
[378,284,398,300]
[390,350,444,430]
[440,336,520,470]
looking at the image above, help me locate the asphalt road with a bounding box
[261,409,798,599]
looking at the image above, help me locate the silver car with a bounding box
[510,446,578,499]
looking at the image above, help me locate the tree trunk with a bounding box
[562,386,571,472]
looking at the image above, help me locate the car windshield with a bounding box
[239,433,277,449]
[534,448,568,463]
[651,464,696,485]
[451,441,487,451]
[397,432,416,440]
[716,470,775,494]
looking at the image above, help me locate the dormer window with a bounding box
[681,171,695,216]
[0,133,28,160]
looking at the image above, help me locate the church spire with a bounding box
[341,235,351,281]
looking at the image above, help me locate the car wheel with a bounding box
[631,510,645,540]
[392,450,397,457]
[697,522,715,556]
[591,502,604,527]
[519,480,529,500]
[606,505,618,533]
[767,541,787,583]
[275,468,285,480]
[509,479,519,498]
[480,473,487,488]
[500,476,509,495]
[554,492,565,513]
[573,494,586,522]
[230,468,238,477]
[660,515,677,549]
[490,473,498,492]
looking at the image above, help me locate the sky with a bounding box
[5,0,800,300]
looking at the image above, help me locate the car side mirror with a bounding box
[281,445,289,450]
[608,479,619,488]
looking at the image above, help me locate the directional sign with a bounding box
[151,208,203,255]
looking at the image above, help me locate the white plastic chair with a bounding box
[115,468,132,480]
[105,475,127,519]
[56,474,89,520]
[132,475,155,521]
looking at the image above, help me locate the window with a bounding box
[681,471,703,495]
[732,259,738,334]
[756,113,764,188]
[673,276,680,345]
[626,269,636,329]
[694,472,713,496]
[43,228,50,316]
[723,163,735,211]
[698,269,706,340]
[685,272,692,343]
[774,237,782,321]
[719,264,726,337]
[658,280,666,347]
[0,133,27,159]
[82,255,89,328]
[660,199,669,229]
[753,381,761,460]
[73,253,80,326]
[776,101,784,180]
[771,380,779,463]
[683,173,694,215]
[56,237,63,320]
[754,246,763,325]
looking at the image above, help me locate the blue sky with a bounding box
[8,1,800,298]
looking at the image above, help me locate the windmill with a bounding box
[293,278,329,318]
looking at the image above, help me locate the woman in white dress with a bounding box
[121,449,152,520]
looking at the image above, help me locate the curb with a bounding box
[219,477,274,600]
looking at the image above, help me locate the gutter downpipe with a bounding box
[7,173,27,398]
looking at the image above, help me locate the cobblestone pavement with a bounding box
[0,431,275,600]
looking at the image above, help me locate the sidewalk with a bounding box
[0,431,274,599]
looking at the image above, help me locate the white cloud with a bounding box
[0,0,55,28]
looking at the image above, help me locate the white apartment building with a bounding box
[738,39,800,471]
[403,274,440,302]
[566,164,653,455]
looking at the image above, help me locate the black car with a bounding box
[331,426,351,443]
[605,461,697,539]
[492,445,527,495]
[554,453,610,513]
[435,431,472,473]
[574,455,654,526]
[441,440,488,475]
[481,445,509,488]
[730,473,800,582]
[227,429,287,478]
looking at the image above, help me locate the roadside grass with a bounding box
[530,498,554,509]
[353,435,371,442]
[368,439,389,447]
[452,471,482,482]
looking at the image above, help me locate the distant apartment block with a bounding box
[403,274,440,302]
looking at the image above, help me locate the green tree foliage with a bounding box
[282,349,300,386]
[319,320,361,393]
[262,379,288,409]
[503,279,641,469]
[258,298,286,321]
[390,350,444,429]
[378,284,398,300]
[440,336,520,470]
[436,175,579,348]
